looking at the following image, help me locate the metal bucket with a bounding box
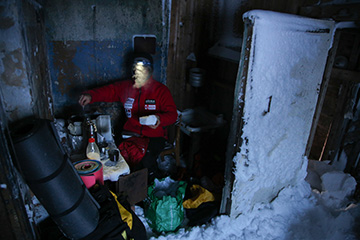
[189,68,206,87]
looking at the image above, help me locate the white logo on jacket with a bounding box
[124,98,135,118]
[145,99,156,110]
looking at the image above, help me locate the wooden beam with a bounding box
[324,80,355,161]
[331,68,360,84]
[348,33,360,70]
[305,30,340,157]
[220,20,253,215]
[0,98,37,239]
[300,3,360,21]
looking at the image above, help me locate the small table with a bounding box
[101,154,130,182]
[98,141,130,181]
[179,108,225,169]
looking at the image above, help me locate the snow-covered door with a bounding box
[229,10,335,216]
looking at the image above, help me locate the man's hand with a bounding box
[148,115,160,129]
[79,94,92,106]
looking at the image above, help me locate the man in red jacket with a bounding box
[79,52,178,182]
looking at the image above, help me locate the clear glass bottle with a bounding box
[86,137,100,160]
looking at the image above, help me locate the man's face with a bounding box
[133,63,151,88]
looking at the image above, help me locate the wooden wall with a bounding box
[166,0,306,110]
[310,31,360,160]
[310,30,360,174]
[166,0,215,110]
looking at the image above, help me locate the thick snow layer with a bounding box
[231,10,335,215]
[137,177,358,240]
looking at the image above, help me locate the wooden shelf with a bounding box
[331,68,360,83]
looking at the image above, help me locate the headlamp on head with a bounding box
[133,57,152,68]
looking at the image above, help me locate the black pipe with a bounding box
[11,118,99,239]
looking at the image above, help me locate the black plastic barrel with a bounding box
[11,118,99,239]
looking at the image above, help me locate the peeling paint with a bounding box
[0,1,35,122]
[0,16,15,29]
[0,5,15,30]
[9,106,20,120]
[0,41,6,53]
[1,48,26,87]
[51,41,81,95]
[44,0,163,41]
[49,40,131,115]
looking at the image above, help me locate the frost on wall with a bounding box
[230,10,335,217]
[0,0,34,121]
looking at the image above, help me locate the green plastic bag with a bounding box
[144,177,187,233]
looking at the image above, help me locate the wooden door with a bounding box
[221,10,336,216]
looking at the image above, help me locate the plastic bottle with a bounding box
[86,137,100,160]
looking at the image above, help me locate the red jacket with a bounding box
[86,77,178,138]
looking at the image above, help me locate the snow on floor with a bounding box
[135,157,359,240]
[136,173,359,240]
[31,161,359,240]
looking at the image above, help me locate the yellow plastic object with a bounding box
[183,185,215,209]
[110,191,133,230]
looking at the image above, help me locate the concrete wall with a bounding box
[44,0,170,117]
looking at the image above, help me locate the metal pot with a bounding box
[189,68,206,87]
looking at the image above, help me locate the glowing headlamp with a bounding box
[133,57,152,68]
